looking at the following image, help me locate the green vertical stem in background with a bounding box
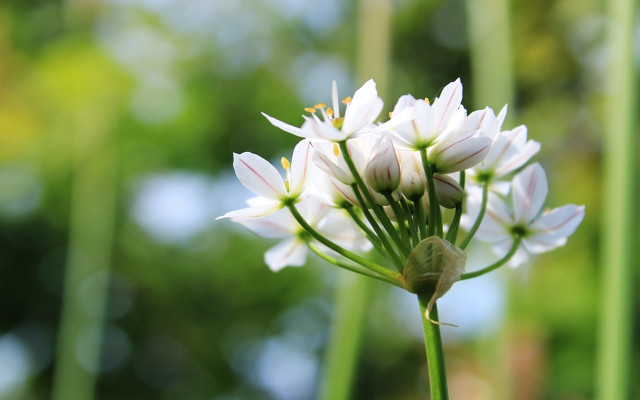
[51,109,118,400]
[319,0,391,399]
[596,0,637,397]
[465,0,514,398]
[466,0,514,111]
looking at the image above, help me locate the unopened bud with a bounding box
[399,151,426,199]
[365,135,400,193]
[433,174,463,208]
[403,236,466,322]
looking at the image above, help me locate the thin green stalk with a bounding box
[383,192,410,244]
[417,292,449,400]
[460,237,521,280]
[400,197,420,246]
[460,181,489,249]
[596,0,637,396]
[350,184,404,271]
[52,110,117,400]
[340,140,410,256]
[287,203,399,281]
[413,197,428,240]
[308,243,403,287]
[343,205,384,251]
[419,148,442,238]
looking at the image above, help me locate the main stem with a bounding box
[417,292,449,400]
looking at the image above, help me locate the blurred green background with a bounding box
[0,0,634,399]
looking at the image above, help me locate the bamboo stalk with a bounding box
[596,0,637,397]
[319,1,391,399]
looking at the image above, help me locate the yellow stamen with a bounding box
[281,157,291,170]
[342,96,352,104]
[333,143,340,157]
[388,112,393,118]
[327,107,334,117]
[304,107,316,113]
[314,103,326,109]
[424,98,430,104]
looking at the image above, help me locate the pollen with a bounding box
[314,103,326,109]
[327,107,334,117]
[342,96,352,105]
[304,107,316,113]
[333,143,340,157]
[281,157,291,170]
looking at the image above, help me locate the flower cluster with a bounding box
[219,79,585,316]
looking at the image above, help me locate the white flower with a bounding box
[427,107,501,173]
[398,150,426,199]
[217,140,313,220]
[262,80,384,142]
[470,124,541,181]
[390,79,465,149]
[365,134,401,193]
[462,163,585,267]
[236,197,370,271]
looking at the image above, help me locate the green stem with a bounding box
[413,197,428,240]
[597,0,637,396]
[460,237,522,280]
[383,192,410,244]
[350,184,405,271]
[343,205,384,251]
[419,148,442,238]
[308,243,403,287]
[339,140,410,256]
[400,197,420,246]
[417,292,449,400]
[460,181,489,249]
[287,203,399,281]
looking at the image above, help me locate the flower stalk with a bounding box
[418,291,449,400]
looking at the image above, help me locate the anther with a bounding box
[342,96,352,105]
[314,103,326,109]
[424,98,430,104]
[281,157,291,170]
[304,107,316,113]
[327,107,334,117]
[333,143,340,157]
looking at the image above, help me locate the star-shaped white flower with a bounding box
[236,197,370,271]
[262,80,403,142]
[461,163,585,267]
[217,139,313,220]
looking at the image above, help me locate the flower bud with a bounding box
[433,174,463,208]
[399,150,426,199]
[403,236,466,321]
[365,135,401,193]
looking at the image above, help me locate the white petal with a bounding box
[235,209,296,238]
[302,115,345,141]
[496,104,508,129]
[430,135,492,173]
[265,238,307,272]
[262,113,306,137]
[216,203,281,220]
[313,149,353,184]
[332,80,340,118]
[433,78,463,133]
[297,196,331,225]
[233,152,287,199]
[289,139,313,196]
[495,139,541,178]
[532,204,585,235]
[342,79,384,136]
[512,163,548,224]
